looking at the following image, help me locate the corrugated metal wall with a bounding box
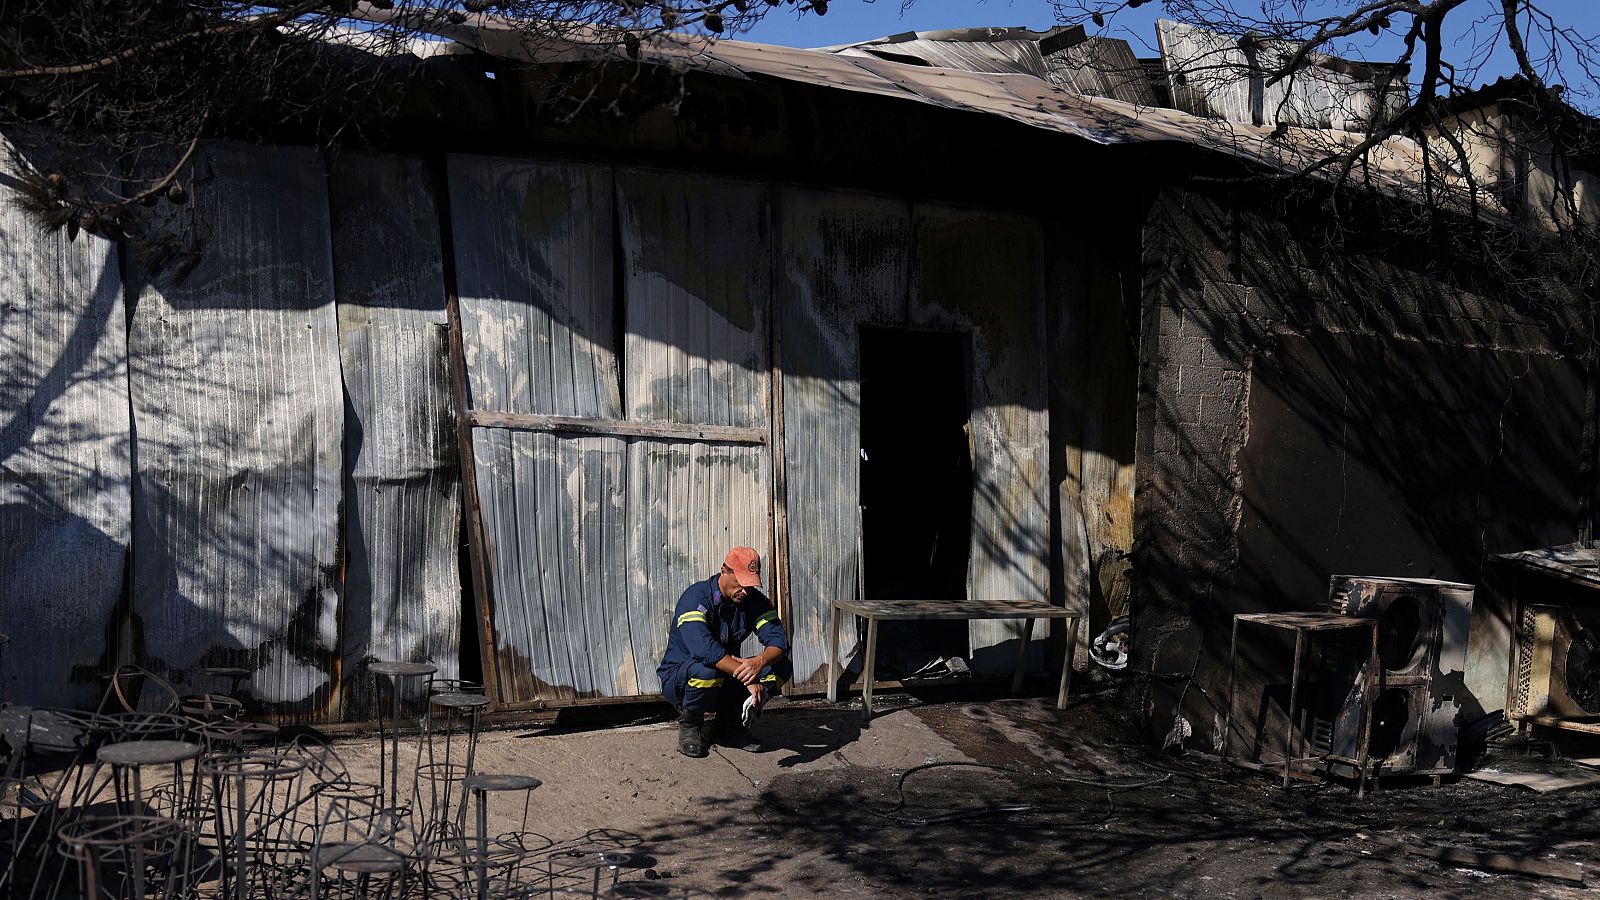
[776,189,1051,684]
[0,136,130,709]
[1049,219,1136,665]
[447,155,629,702]
[618,170,768,429]
[911,205,1051,674]
[471,430,629,699]
[329,152,463,717]
[1,138,463,720]
[448,157,620,421]
[1,137,1058,714]
[777,187,911,688]
[617,170,771,688]
[450,157,771,705]
[128,142,345,715]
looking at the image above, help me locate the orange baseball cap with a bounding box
[724,547,763,588]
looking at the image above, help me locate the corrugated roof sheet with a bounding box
[354,10,1440,197]
[1155,19,1406,132]
[1042,36,1159,106]
[834,37,1049,78]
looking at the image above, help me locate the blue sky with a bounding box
[735,0,1600,103]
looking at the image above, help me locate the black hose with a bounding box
[864,761,1171,828]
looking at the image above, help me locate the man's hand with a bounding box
[746,682,765,703]
[731,657,763,685]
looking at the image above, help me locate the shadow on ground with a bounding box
[624,690,1600,898]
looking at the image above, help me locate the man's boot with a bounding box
[676,707,708,758]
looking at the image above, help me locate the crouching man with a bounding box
[657,547,792,757]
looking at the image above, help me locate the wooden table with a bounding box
[826,597,1082,720]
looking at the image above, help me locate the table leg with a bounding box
[862,616,879,722]
[1057,616,1077,710]
[1358,621,1378,798]
[131,767,146,900]
[1285,629,1305,789]
[827,604,841,704]
[389,676,402,809]
[475,789,489,900]
[1224,618,1239,763]
[1011,618,1036,694]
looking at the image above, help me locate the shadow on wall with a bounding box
[1134,186,1592,742]
[0,135,372,718]
[0,137,1063,714]
[0,137,131,709]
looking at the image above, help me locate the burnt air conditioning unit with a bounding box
[1499,544,1600,732]
[1314,576,1475,777]
[1511,605,1600,722]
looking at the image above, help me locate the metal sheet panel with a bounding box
[617,170,772,693]
[474,428,628,701]
[1156,20,1400,131]
[777,187,911,688]
[128,141,344,717]
[1047,223,1093,636]
[625,441,768,694]
[911,204,1050,675]
[1048,220,1136,673]
[1044,37,1158,106]
[1156,19,1254,124]
[837,38,1048,77]
[447,155,619,419]
[0,136,129,708]
[329,152,462,718]
[447,156,633,704]
[381,17,1439,203]
[617,169,768,428]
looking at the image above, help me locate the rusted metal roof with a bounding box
[1043,35,1160,106]
[353,10,1438,195]
[827,27,1059,78]
[1495,543,1600,587]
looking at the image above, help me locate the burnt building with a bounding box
[0,17,1592,735]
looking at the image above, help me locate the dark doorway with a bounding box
[859,327,973,677]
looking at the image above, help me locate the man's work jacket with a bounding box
[657,575,790,681]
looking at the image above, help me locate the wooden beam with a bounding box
[431,155,504,709]
[467,410,767,445]
[769,200,794,696]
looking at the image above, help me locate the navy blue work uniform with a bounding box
[657,575,792,712]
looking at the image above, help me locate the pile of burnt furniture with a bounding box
[0,658,669,899]
[1223,576,1474,792]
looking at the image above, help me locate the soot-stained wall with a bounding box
[1133,185,1594,745]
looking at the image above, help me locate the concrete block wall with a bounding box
[1132,185,1593,746]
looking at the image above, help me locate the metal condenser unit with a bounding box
[1497,544,1600,734]
[1319,576,1474,777]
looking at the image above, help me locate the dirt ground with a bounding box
[13,683,1600,897]
[349,683,1600,898]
